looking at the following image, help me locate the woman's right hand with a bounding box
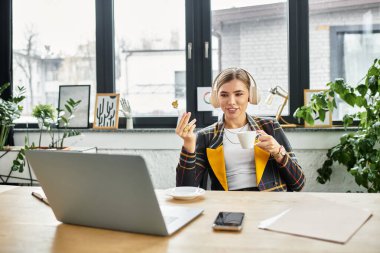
[175,112,197,153]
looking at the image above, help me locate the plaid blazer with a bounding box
[176,114,305,192]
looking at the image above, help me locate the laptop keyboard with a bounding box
[163,216,178,224]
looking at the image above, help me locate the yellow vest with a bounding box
[206,145,270,191]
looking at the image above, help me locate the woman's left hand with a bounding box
[255,130,281,156]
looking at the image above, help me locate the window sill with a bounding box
[13,126,357,133]
[13,126,356,150]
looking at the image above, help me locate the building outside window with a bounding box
[211,0,289,117]
[114,0,186,117]
[12,0,96,122]
[11,0,380,126]
[309,0,380,120]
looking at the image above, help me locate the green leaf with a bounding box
[368,76,378,95]
[318,109,326,122]
[359,111,368,126]
[12,165,20,171]
[342,114,354,127]
[356,84,368,97]
[0,82,10,96]
[65,104,72,114]
[355,96,367,107]
[332,78,347,94]
[305,113,314,125]
[61,117,68,124]
[368,66,379,76]
[343,93,356,107]
[293,108,301,117]
[327,100,334,111]
[361,172,369,189]
[355,173,363,186]
[293,107,306,121]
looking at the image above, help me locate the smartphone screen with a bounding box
[213,212,245,231]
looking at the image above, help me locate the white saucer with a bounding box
[166,187,205,200]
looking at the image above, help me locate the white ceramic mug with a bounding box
[237,131,257,149]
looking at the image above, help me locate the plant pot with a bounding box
[0,147,37,185]
[0,146,97,186]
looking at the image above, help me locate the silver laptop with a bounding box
[25,150,203,236]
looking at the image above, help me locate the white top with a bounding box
[223,124,257,190]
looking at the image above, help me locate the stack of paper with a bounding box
[258,196,372,244]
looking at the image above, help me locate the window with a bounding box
[114,0,186,117]
[12,0,96,121]
[4,0,308,128]
[211,0,289,117]
[309,0,380,120]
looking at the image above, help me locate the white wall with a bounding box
[13,129,365,192]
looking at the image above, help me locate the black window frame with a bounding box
[0,0,12,98]
[1,0,309,129]
[193,0,309,127]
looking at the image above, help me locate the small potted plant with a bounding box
[55,98,82,148]
[11,98,82,174]
[0,83,28,182]
[0,83,26,150]
[32,103,56,148]
[30,98,82,149]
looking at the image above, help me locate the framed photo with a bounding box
[304,89,332,128]
[93,93,120,129]
[58,85,91,128]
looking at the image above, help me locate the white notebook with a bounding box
[258,196,372,244]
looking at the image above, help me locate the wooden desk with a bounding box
[0,186,379,253]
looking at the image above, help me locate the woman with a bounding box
[175,68,305,192]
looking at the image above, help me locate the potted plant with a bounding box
[29,98,81,149]
[11,98,82,173]
[0,83,29,183]
[32,103,56,148]
[0,83,26,150]
[0,85,90,185]
[294,58,380,192]
[55,98,82,149]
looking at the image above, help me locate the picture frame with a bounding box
[58,85,91,128]
[93,93,120,129]
[304,89,332,128]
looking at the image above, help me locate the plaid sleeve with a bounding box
[272,120,306,191]
[176,132,208,187]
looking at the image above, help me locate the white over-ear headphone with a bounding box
[209,67,261,108]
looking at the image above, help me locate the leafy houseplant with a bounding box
[32,103,56,148]
[0,83,26,150]
[12,98,82,173]
[31,98,82,149]
[56,98,82,148]
[294,59,380,192]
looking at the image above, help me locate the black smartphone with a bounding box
[212,212,245,231]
